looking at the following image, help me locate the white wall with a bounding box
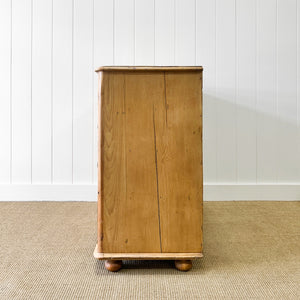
[0,0,300,201]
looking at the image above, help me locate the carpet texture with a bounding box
[0,201,299,299]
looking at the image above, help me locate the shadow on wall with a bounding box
[202,92,299,184]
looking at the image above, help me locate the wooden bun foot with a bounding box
[105,260,122,272]
[175,260,192,271]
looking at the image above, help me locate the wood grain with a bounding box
[100,72,164,253]
[96,66,203,72]
[123,72,163,253]
[94,245,203,260]
[97,72,103,253]
[97,68,203,257]
[100,72,127,253]
[154,71,203,253]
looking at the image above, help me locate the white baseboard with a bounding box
[0,184,98,201]
[204,184,300,201]
[0,184,299,201]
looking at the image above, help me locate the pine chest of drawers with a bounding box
[94,66,203,271]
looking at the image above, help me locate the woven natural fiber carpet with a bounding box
[0,201,299,299]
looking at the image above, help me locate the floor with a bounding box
[0,201,299,299]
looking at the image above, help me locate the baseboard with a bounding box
[204,184,300,201]
[0,184,299,201]
[0,184,97,201]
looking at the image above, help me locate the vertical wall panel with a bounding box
[196,0,217,183]
[135,0,155,65]
[11,0,32,183]
[298,0,300,181]
[215,0,236,183]
[32,0,52,183]
[73,0,94,183]
[94,0,114,67]
[52,0,73,183]
[175,0,195,65]
[257,0,277,183]
[155,0,175,65]
[1,0,300,191]
[114,0,134,65]
[236,0,257,182]
[0,0,11,183]
[277,0,298,182]
[93,1,114,183]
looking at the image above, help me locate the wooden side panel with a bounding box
[100,72,162,253]
[155,71,203,253]
[122,72,163,252]
[100,72,126,253]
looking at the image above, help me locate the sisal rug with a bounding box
[0,201,299,299]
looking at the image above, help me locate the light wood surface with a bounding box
[122,73,164,252]
[155,71,203,253]
[100,72,162,253]
[97,68,203,260]
[95,66,203,72]
[97,72,103,253]
[94,245,203,260]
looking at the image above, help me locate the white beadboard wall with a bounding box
[0,0,300,201]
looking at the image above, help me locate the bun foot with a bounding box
[105,260,122,272]
[175,260,192,271]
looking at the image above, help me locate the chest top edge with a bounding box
[95,66,203,73]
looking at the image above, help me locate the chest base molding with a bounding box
[94,245,203,261]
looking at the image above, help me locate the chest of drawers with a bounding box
[93,66,203,271]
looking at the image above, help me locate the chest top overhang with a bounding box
[95,66,203,73]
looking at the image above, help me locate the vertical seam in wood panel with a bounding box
[51,0,54,184]
[123,74,127,235]
[98,72,104,253]
[10,0,12,184]
[30,0,33,184]
[152,105,162,252]
[71,0,74,184]
[164,72,168,126]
